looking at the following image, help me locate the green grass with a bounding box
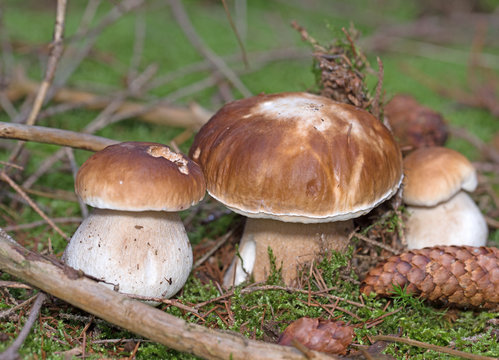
[1,0,498,359]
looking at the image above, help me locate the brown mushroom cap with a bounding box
[189,92,403,223]
[76,142,206,211]
[403,146,477,207]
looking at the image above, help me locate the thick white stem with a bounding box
[63,209,192,299]
[224,218,353,287]
[405,191,488,249]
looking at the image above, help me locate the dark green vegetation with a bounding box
[1,0,498,358]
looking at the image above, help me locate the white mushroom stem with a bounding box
[405,191,488,250]
[224,218,353,287]
[62,209,192,299]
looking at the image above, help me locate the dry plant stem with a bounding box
[25,0,67,126]
[64,147,89,218]
[168,0,252,98]
[8,0,67,165]
[0,172,68,240]
[371,335,497,360]
[220,0,249,68]
[193,230,234,269]
[6,76,211,129]
[0,293,37,321]
[0,121,118,152]
[372,57,384,122]
[194,285,367,310]
[54,0,145,89]
[352,232,398,254]
[0,161,22,170]
[0,281,32,290]
[0,292,47,360]
[368,36,499,70]
[0,229,334,360]
[450,126,499,164]
[124,294,199,315]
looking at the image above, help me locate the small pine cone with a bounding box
[361,246,499,310]
[278,317,354,355]
[384,94,448,152]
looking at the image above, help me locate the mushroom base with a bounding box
[62,209,192,300]
[405,191,488,249]
[224,218,353,287]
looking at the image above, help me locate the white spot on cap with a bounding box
[252,95,332,133]
[147,145,189,175]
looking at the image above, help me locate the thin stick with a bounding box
[25,0,67,126]
[124,294,199,315]
[7,76,212,129]
[0,281,33,290]
[0,121,118,152]
[0,294,38,321]
[220,0,249,68]
[371,335,497,360]
[372,57,384,122]
[6,0,67,164]
[353,232,399,254]
[194,230,234,269]
[0,292,47,360]
[0,229,332,360]
[0,161,23,170]
[0,172,69,240]
[450,126,499,164]
[168,0,252,98]
[194,285,367,310]
[64,148,89,218]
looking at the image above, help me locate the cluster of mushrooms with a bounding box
[62,91,489,303]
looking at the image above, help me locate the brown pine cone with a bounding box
[278,317,354,355]
[384,94,448,152]
[361,246,499,310]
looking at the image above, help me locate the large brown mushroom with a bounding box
[63,142,206,300]
[189,92,403,286]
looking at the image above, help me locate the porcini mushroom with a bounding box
[189,92,403,286]
[62,142,206,299]
[402,146,488,249]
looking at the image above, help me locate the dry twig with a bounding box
[0,121,118,152]
[0,229,335,360]
[0,172,68,240]
[168,0,252,98]
[0,292,47,360]
[371,335,497,360]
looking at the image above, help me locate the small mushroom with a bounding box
[402,146,488,249]
[189,92,403,286]
[62,142,206,299]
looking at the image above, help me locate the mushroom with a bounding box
[62,142,206,299]
[402,146,488,249]
[189,92,403,286]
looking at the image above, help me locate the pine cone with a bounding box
[278,317,354,355]
[361,246,499,310]
[384,94,448,152]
